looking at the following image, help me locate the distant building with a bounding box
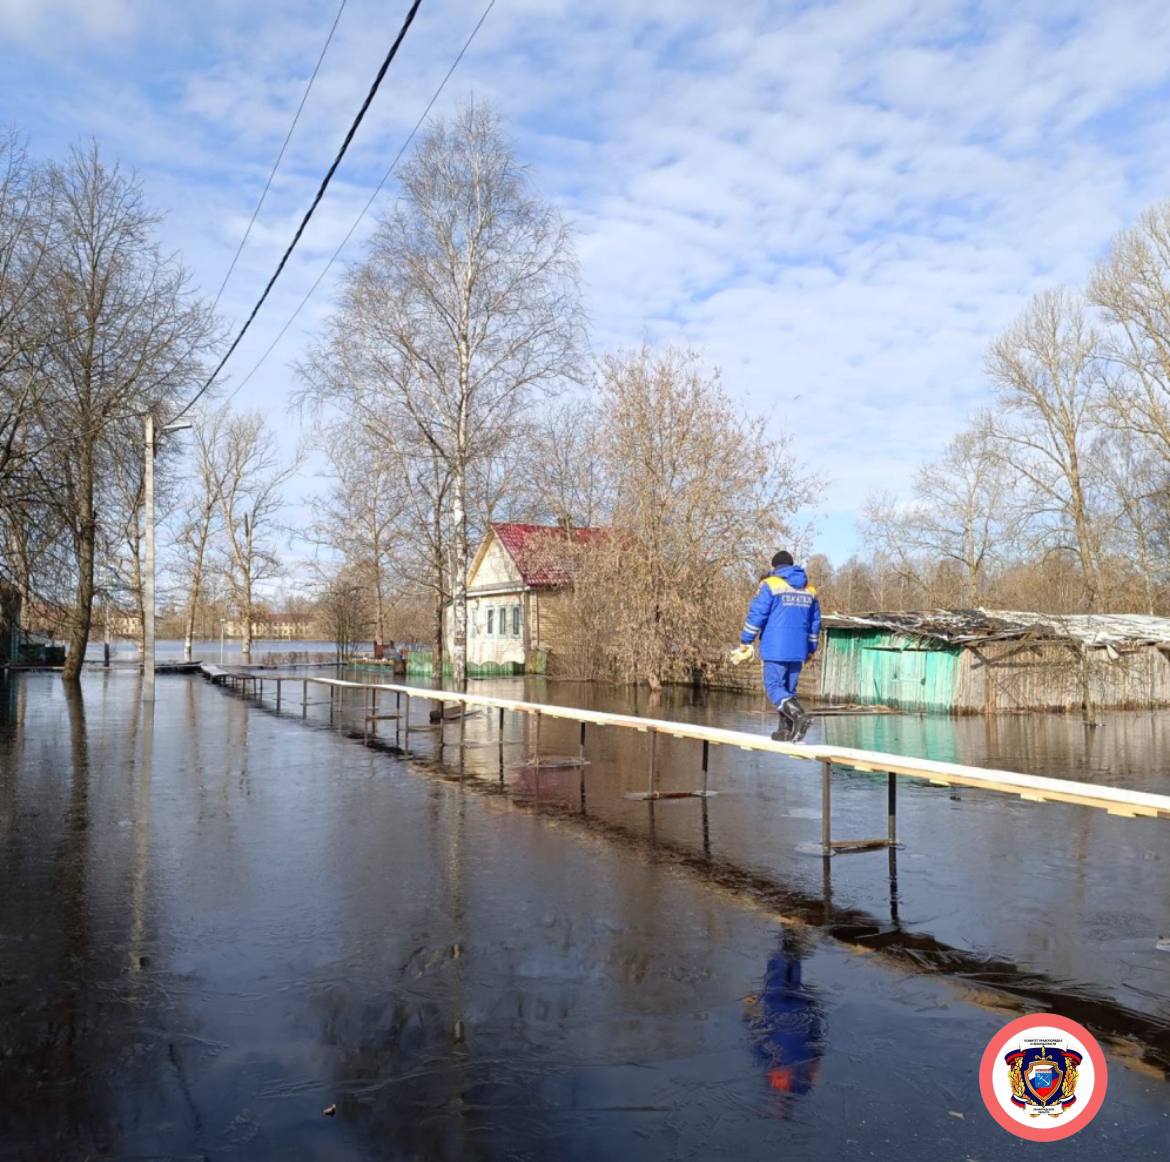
[441,522,603,677]
[106,611,142,638]
[222,612,317,640]
[820,609,1170,714]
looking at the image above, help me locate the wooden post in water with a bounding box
[821,759,832,855]
[887,771,897,845]
[647,730,658,798]
[701,739,710,796]
[302,678,308,718]
[276,678,281,712]
[579,722,587,812]
[498,707,505,782]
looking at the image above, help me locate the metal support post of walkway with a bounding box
[198,668,1170,849]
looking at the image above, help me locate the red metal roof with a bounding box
[491,522,604,587]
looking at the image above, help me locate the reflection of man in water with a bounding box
[743,927,825,1097]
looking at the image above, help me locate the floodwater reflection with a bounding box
[2,671,1170,1159]
[744,928,825,1101]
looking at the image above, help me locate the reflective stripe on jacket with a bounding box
[740,564,821,662]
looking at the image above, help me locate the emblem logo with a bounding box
[979,1014,1107,1141]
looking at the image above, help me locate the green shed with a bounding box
[820,626,962,712]
[819,610,1170,715]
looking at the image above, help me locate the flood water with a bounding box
[2,667,1169,1159]
[83,637,342,665]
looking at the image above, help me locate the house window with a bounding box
[511,605,520,637]
[498,606,507,636]
[487,608,494,636]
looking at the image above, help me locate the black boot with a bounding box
[787,697,811,742]
[771,703,795,742]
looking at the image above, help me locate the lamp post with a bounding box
[143,415,192,704]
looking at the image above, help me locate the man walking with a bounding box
[738,551,821,742]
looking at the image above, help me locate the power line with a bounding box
[171,0,424,424]
[211,0,349,312]
[227,0,498,401]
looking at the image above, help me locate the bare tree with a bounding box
[985,288,1105,610]
[171,406,232,661]
[316,567,367,661]
[0,135,60,624]
[513,396,609,526]
[300,103,583,688]
[30,145,215,680]
[309,423,404,657]
[214,412,299,662]
[564,346,815,688]
[1090,202,1170,462]
[862,422,1017,607]
[1095,429,1167,613]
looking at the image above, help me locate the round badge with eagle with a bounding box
[979,1014,1107,1141]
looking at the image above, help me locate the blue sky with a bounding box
[5,0,1170,570]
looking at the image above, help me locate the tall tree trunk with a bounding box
[63,456,95,682]
[242,578,253,662]
[374,581,385,659]
[241,512,253,662]
[432,599,444,684]
[183,520,209,663]
[452,392,469,690]
[132,533,146,657]
[183,558,202,663]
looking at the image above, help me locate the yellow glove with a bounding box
[729,643,755,666]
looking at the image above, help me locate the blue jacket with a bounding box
[741,565,821,662]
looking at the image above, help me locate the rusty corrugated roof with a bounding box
[491,522,605,587]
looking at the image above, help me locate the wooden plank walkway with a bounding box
[202,668,1170,854]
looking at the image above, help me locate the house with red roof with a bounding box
[448,521,602,676]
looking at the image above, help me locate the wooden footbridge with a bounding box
[200,666,1170,856]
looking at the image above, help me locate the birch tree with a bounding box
[300,103,583,687]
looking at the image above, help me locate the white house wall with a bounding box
[474,538,523,588]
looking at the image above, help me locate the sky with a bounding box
[5,0,1170,569]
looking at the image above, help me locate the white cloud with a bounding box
[8,0,1170,561]
[0,0,134,44]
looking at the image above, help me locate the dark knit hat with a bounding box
[772,550,794,568]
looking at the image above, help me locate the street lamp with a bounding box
[143,415,192,704]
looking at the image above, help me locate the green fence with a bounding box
[404,650,528,678]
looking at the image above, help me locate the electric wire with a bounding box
[227,0,498,401]
[170,0,424,424]
[211,0,348,312]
